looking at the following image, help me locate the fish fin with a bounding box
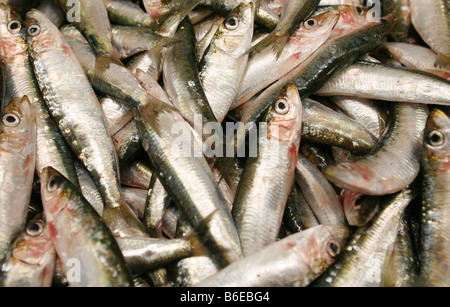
[103,200,148,238]
[434,53,450,69]
[171,0,202,14]
[247,32,289,59]
[183,231,209,257]
[94,54,115,72]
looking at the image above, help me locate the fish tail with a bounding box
[434,53,450,69]
[247,33,289,59]
[171,0,202,16]
[103,199,148,238]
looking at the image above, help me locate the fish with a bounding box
[0,215,56,287]
[230,20,391,159]
[381,210,420,287]
[316,61,450,106]
[35,0,65,27]
[417,109,450,286]
[111,25,179,61]
[341,190,380,227]
[0,5,79,186]
[198,0,279,31]
[233,9,340,108]
[60,25,151,109]
[250,0,321,58]
[409,0,450,68]
[40,167,134,287]
[133,93,243,267]
[102,0,156,28]
[324,103,428,196]
[116,236,194,276]
[0,96,35,258]
[232,83,303,256]
[121,187,148,220]
[163,17,219,139]
[143,173,172,238]
[283,183,320,233]
[296,155,346,226]
[198,2,255,123]
[312,186,418,287]
[26,10,146,238]
[196,225,349,287]
[380,42,450,80]
[57,0,120,61]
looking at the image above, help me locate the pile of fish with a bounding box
[0,0,448,287]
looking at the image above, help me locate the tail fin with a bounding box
[247,32,289,59]
[434,53,450,69]
[153,36,182,59]
[103,199,148,238]
[171,0,202,14]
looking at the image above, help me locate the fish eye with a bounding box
[27,25,41,36]
[426,130,445,147]
[2,113,20,127]
[337,163,353,171]
[47,175,63,192]
[326,240,341,257]
[26,221,45,237]
[356,6,364,15]
[225,16,239,30]
[304,19,317,29]
[7,20,21,34]
[275,99,290,115]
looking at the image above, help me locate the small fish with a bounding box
[196,225,349,287]
[199,2,255,123]
[57,0,120,61]
[0,215,56,287]
[417,109,450,286]
[232,83,303,256]
[0,96,36,258]
[313,186,418,287]
[409,0,450,68]
[250,0,321,58]
[40,167,134,287]
[324,103,428,196]
[26,10,146,238]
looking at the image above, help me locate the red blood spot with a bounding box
[439,159,450,172]
[351,164,374,181]
[48,223,58,239]
[62,44,72,55]
[340,11,352,24]
[289,142,299,161]
[24,154,33,168]
[150,11,159,19]
[286,241,296,248]
[442,73,450,80]
[293,52,301,61]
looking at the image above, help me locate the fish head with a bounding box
[423,109,450,171]
[11,215,55,268]
[143,0,171,21]
[0,4,27,59]
[321,225,349,262]
[25,9,63,54]
[213,2,255,57]
[289,10,340,49]
[341,190,380,227]
[40,167,73,223]
[332,5,373,37]
[323,162,377,194]
[301,225,349,276]
[264,83,303,149]
[0,96,34,140]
